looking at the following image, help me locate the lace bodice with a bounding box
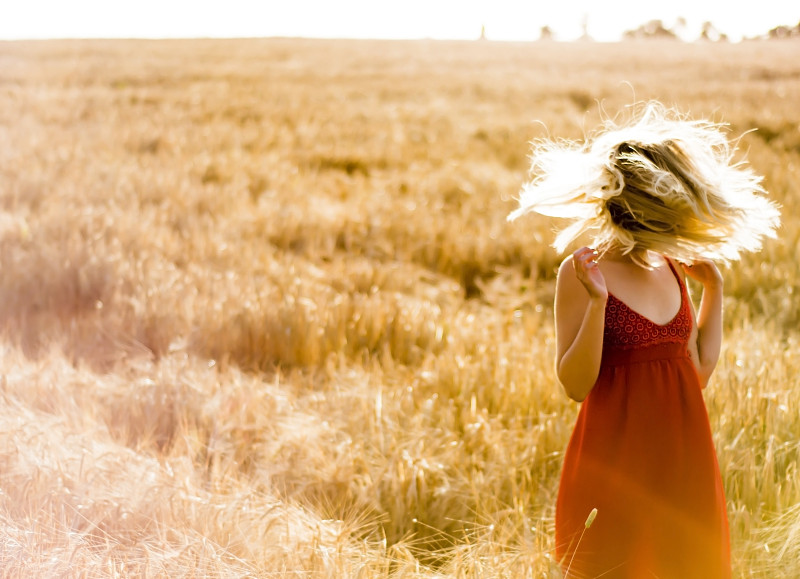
[602,262,693,350]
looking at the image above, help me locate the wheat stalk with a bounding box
[565,508,598,578]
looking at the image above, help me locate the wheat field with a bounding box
[0,37,799,577]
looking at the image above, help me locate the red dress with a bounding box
[555,261,730,578]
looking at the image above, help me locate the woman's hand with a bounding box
[572,247,608,300]
[681,260,723,289]
[681,259,723,387]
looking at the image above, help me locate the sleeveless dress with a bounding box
[555,261,731,578]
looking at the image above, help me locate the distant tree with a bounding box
[767,21,800,39]
[673,17,688,40]
[539,25,554,41]
[700,21,728,42]
[623,20,679,40]
[579,14,593,42]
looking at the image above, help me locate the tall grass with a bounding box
[0,37,799,577]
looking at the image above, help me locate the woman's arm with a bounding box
[682,261,724,387]
[554,248,608,402]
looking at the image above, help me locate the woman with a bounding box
[509,103,780,578]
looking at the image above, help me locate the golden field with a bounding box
[0,37,799,577]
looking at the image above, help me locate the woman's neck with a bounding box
[599,246,667,269]
[599,246,634,262]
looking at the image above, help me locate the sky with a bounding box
[2,1,798,42]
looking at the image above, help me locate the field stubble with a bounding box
[0,38,799,576]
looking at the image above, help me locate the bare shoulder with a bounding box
[556,254,577,285]
[555,254,588,305]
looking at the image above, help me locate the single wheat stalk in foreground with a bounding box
[565,507,598,578]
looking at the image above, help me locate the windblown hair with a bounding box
[508,102,781,266]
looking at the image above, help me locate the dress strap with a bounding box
[664,257,688,313]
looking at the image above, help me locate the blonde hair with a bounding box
[508,102,781,266]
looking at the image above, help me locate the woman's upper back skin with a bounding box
[598,256,683,326]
